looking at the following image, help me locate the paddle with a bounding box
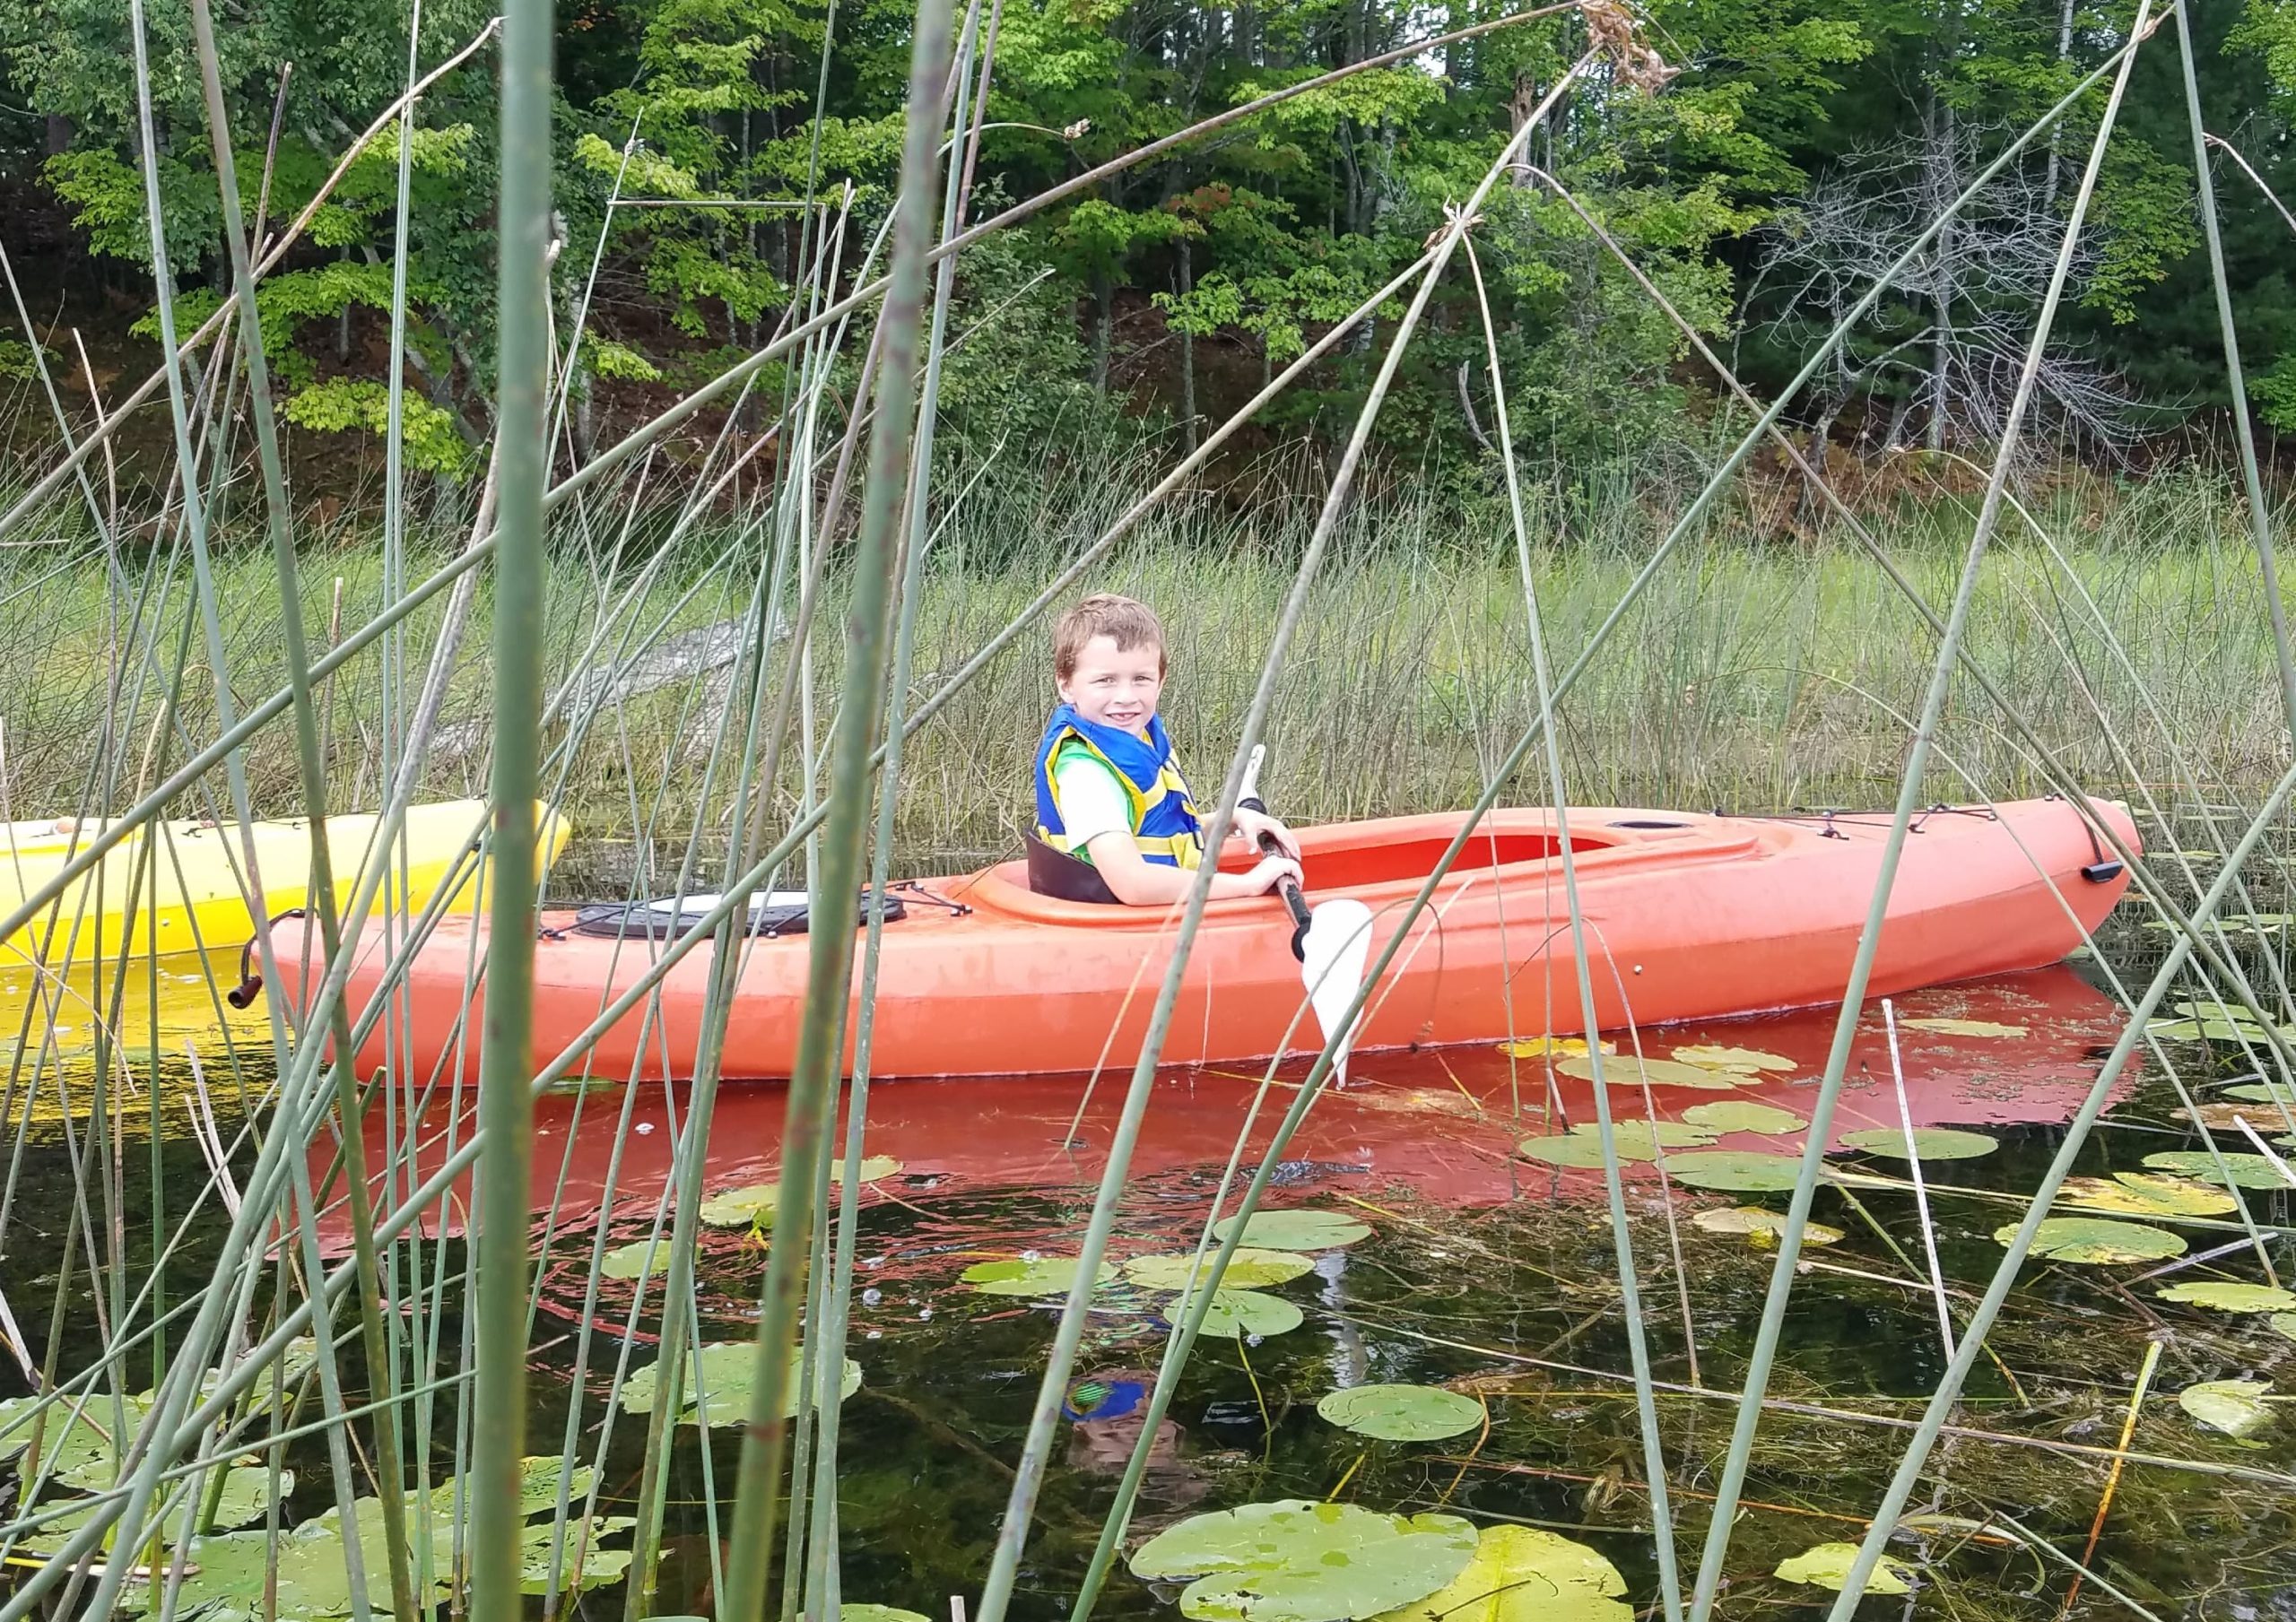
[1237,745,1373,1084]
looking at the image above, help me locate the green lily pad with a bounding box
[2270,1313,2296,1345]
[2179,1379,2274,1437]
[21,1465,289,1553]
[2148,1017,2282,1043]
[2142,1151,2294,1190]
[2008,1218,2187,1264]
[841,1609,931,1621]
[698,1157,903,1227]
[1606,1119,1719,1150]
[960,1256,1117,1297]
[1556,1054,1744,1090]
[602,1240,659,1279]
[1191,1289,1306,1340]
[620,1341,859,1427]
[1211,1210,1371,1251]
[2226,1081,2296,1106]
[1774,1541,1913,1596]
[1898,1017,2026,1038]
[1126,1248,1315,1292]
[2057,1174,2238,1218]
[1128,1500,1478,1622]
[1663,1150,1807,1193]
[173,1495,640,1617]
[1315,1383,1483,1442]
[0,1392,152,1489]
[1670,1045,1796,1073]
[2155,1281,2296,1314]
[1692,1207,1842,1247]
[1369,1524,1630,1622]
[1838,1127,1996,1160]
[1518,1133,1655,1168]
[1683,1100,1806,1135]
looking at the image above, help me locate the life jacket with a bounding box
[1032,705,1205,869]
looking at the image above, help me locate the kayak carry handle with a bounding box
[227,907,306,1008]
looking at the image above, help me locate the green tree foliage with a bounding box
[0,0,2289,478]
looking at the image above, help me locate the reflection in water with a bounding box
[317,963,2133,1250]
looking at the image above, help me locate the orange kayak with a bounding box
[274,798,2136,1082]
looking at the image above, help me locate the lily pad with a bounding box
[1774,1542,1913,1596]
[620,1341,859,1427]
[1555,1055,1743,1091]
[960,1256,1117,1297]
[1498,1037,1612,1058]
[601,1240,660,1279]
[1683,1100,1806,1135]
[2179,1379,2274,1437]
[2008,1218,2187,1264]
[435,1455,597,1519]
[1316,1383,1483,1442]
[1607,1119,1720,1149]
[173,1495,639,1617]
[1126,1248,1315,1292]
[698,1157,903,1227]
[842,1609,931,1621]
[2226,1081,2296,1106]
[1518,1133,1655,1168]
[1671,1045,1796,1073]
[1369,1524,1629,1622]
[1692,1207,1842,1247]
[2057,1174,2237,1218]
[1211,1210,1371,1251]
[1128,1500,1479,1622]
[1191,1290,1307,1340]
[2271,1313,2296,1345]
[1663,1150,1807,1193]
[2142,1151,2294,1190]
[2149,1017,2283,1043]
[1898,1017,2026,1038]
[0,1392,152,1488]
[2156,1281,2296,1314]
[1837,1127,1996,1161]
[1520,1118,1718,1167]
[21,1466,289,1553]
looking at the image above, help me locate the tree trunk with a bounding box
[1093,271,1111,394]
[1924,87,1952,452]
[1509,74,1540,186]
[2043,0,2076,213]
[1177,239,1197,455]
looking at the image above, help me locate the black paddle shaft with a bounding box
[1239,792,1311,960]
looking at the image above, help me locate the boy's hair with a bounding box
[1055,594,1167,681]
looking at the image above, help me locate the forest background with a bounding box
[2,0,2293,516]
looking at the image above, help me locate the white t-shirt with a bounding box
[1052,743,1135,863]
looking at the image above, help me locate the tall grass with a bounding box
[0,473,2286,877]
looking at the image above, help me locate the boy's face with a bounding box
[1058,634,1164,737]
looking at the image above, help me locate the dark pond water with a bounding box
[4,936,2295,1619]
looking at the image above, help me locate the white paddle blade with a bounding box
[1300,899,1374,1086]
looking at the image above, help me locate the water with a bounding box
[4,950,2293,1618]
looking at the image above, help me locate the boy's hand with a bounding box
[1246,854,1304,895]
[1230,806,1301,861]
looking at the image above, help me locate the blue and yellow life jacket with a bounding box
[1032,706,1205,869]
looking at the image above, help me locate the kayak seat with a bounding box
[1025,834,1123,906]
[570,889,905,941]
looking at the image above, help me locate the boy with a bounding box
[1031,594,1303,905]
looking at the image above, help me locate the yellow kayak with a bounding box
[0,799,570,970]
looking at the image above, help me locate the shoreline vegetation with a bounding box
[4,463,2288,884]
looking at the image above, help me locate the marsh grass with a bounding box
[3,470,2288,883]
